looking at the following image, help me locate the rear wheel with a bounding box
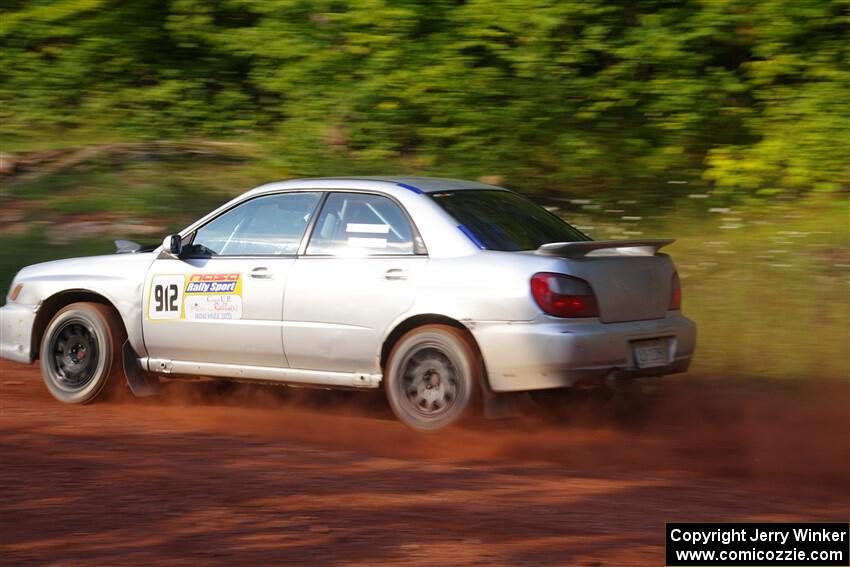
[385,324,480,431]
[39,302,125,404]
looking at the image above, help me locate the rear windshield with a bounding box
[430,189,590,251]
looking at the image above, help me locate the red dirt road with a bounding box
[1,359,848,566]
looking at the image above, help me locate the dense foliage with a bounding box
[1,0,847,197]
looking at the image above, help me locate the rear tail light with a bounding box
[530,272,599,318]
[669,271,682,310]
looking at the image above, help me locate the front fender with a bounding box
[9,253,156,360]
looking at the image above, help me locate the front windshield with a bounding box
[430,189,590,251]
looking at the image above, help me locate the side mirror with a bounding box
[162,234,183,256]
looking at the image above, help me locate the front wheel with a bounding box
[385,325,480,431]
[39,302,125,404]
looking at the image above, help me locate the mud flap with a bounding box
[122,340,161,397]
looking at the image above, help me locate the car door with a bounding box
[283,191,427,373]
[143,191,323,367]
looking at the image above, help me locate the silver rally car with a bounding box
[0,177,696,429]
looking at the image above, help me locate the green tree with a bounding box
[1,0,847,199]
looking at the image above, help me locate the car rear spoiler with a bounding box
[535,239,675,258]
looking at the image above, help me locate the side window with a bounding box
[187,192,322,256]
[307,193,415,256]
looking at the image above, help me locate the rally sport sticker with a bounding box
[148,273,243,321]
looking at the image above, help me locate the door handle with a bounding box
[383,268,407,281]
[250,267,272,279]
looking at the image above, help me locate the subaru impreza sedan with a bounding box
[0,177,696,430]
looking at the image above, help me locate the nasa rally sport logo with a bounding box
[185,273,241,294]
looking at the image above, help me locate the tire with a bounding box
[385,324,480,431]
[39,302,126,404]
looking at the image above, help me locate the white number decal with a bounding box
[148,275,185,320]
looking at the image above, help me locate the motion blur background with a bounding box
[1,0,847,379]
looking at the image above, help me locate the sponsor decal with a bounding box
[185,273,242,295]
[147,272,243,321]
[184,294,243,321]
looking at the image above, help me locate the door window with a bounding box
[307,193,416,256]
[187,192,322,256]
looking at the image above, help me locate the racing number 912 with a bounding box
[154,283,179,313]
[147,274,185,320]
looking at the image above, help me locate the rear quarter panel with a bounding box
[408,252,549,322]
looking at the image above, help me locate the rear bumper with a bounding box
[471,312,696,392]
[0,302,36,364]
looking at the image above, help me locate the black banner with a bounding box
[666,523,849,566]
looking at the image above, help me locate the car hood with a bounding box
[16,252,158,282]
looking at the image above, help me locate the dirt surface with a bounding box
[1,360,847,566]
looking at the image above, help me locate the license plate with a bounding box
[632,338,669,368]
